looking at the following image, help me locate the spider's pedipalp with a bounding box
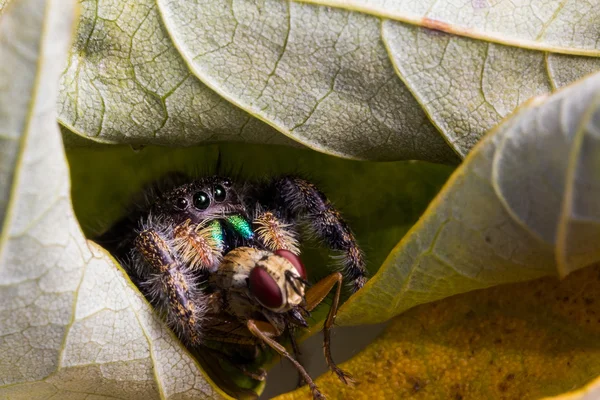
[254,210,300,254]
[268,176,367,292]
[134,228,207,345]
[172,219,223,273]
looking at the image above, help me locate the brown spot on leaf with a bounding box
[421,17,452,34]
[498,382,509,392]
[452,383,465,400]
[408,376,425,393]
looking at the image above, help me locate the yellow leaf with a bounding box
[277,265,600,399]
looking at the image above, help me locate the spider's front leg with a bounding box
[134,228,208,346]
[264,177,368,292]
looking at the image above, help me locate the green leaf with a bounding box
[337,71,600,325]
[276,265,600,400]
[58,0,600,160]
[0,1,226,398]
[65,143,453,287]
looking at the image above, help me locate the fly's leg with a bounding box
[288,327,307,388]
[305,272,354,386]
[268,177,367,292]
[134,229,205,346]
[247,320,325,400]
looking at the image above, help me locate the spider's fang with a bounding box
[226,214,254,240]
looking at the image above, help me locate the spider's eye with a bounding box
[193,191,210,210]
[249,266,283,309]
[175,197,188,210]
[222,178,232,187]
[275,249,307,280]
[214,184,227,202]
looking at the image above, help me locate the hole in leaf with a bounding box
[66,143,453,398]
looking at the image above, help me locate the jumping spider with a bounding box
[96,174,367,399]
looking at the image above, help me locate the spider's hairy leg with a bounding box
[172,219,222,272]
[134,229,205,345]
[270,177,367,291]
[254,210,300,254]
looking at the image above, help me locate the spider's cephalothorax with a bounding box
[96,174,367,399]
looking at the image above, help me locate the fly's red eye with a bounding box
[275,249,307,280]
[249,266,283,309]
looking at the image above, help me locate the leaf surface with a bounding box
[277,265,600,399]
[0,1,224,398]
[58,0,600,160]
[3,0,600,398]
[337,71,600,325]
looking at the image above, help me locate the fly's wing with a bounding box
[192,309,268,400]
[202,310,257,344]
[191,344,265,400]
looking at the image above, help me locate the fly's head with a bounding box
[214,247,308,315]
[152,176,246,225]
[248,249,308,313]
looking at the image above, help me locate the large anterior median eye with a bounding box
[193,191,210,210]
[249,266,283,309]
[214,184,226,202]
